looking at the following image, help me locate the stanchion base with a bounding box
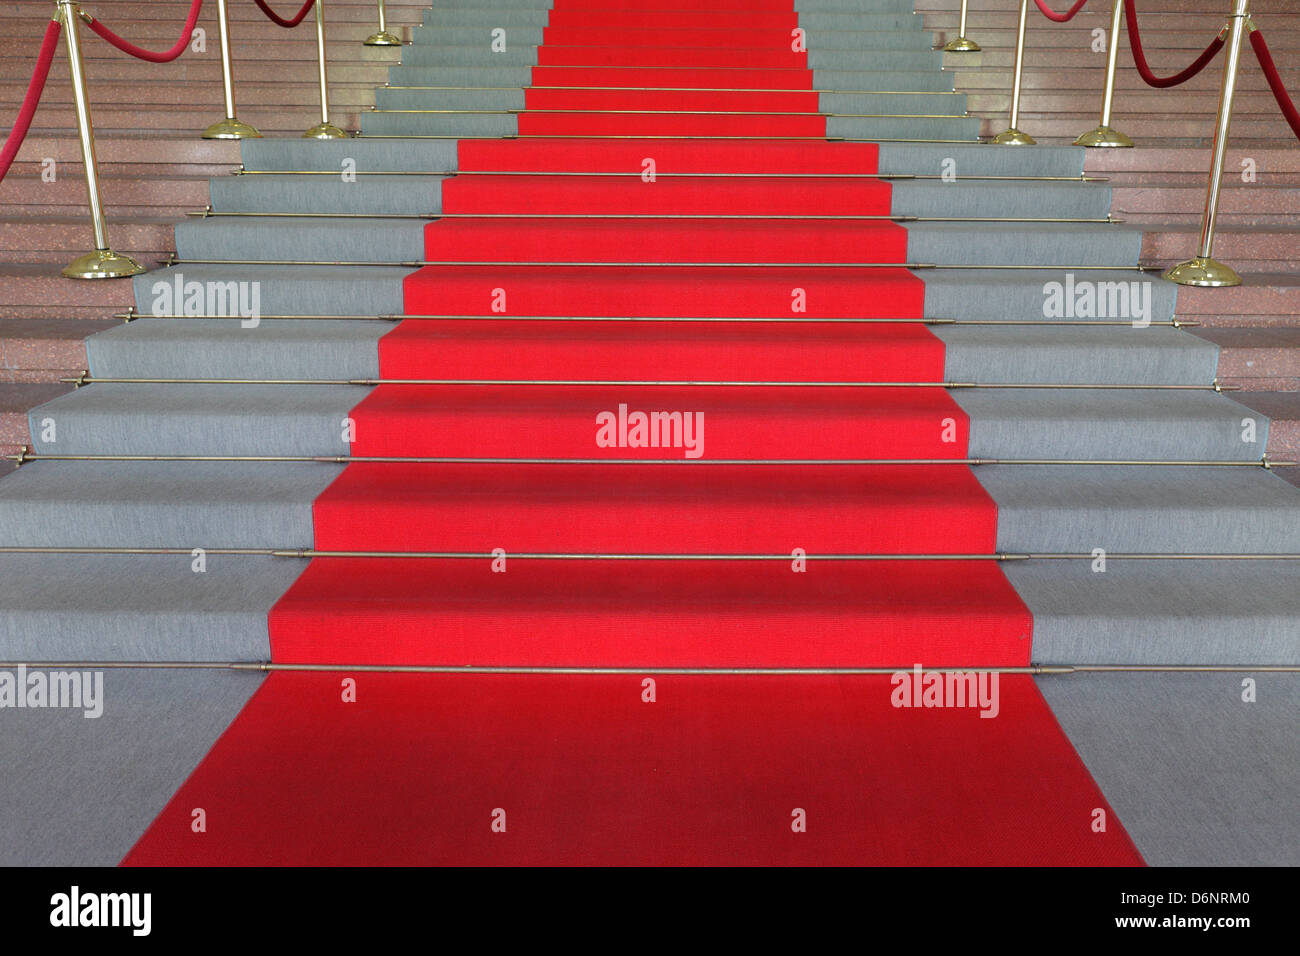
[1163,256,1243,288]
[992,128,1037,145]
[303,122,351,140]
[62,249,145,280]
[942,37,981,52]
[1074,125,1134,148]
[202,117,263,140]
[364,31,402,46]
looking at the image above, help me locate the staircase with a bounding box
[0,0,433,461]
[1,0,1298,866]
[926,0,1300,443]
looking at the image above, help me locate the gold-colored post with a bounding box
[943,0,981,52]
[364,0,401,46]
[202,0,262,139]
[1164,0,1248,287]
[993,0,1036,144]
[57,1,144,279]
[1075,0,1134,147]
[304,0,349,138]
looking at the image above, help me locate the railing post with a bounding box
[304,0,349,138]
[202,0,262,139]
[943,0,981,53]
[1075,0,1134,147]
[993,0,1036,144]
[1164,0,1249,287]
[57,0,143,279]
[365,0,401,46]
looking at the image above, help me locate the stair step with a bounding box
[1175,274,1300,328]
[1140,226,1300,272]
[0,383,73,457]
[1197,327,1300,391]
[0,319,113,383]
[1232,391,1300,474]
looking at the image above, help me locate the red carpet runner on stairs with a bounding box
[123,0,1144,866]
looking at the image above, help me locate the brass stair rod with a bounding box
[119,310,1194,327]
[1076,0,1135,147]
[364,0,401,46]
[166,257,1152,270]
[1,546,1298,562]
[57,1,144,280]
[944,0,981,52]
[304,0,348,138]
[184,209,1120,223]
[60,375,1238,390]
[232,168,1106,181]
[201,0,262,139]
[11,449,1291,467]
[5,661,1296,676]
[1164,0,1248,287]
[994,0,1036,144]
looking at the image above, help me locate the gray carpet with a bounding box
[0,668,264,866]
[1038,672,1300,866]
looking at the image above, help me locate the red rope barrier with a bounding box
[83,0,203,63]
[1034,0,1089,23]
[0,20,61,187]
[1124,0,1225,88]
[1250,28,1300,145]
[252,0,317,28]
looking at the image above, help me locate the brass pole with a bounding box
[993,0,1036,144]
[943,0,981,52]
[202,0,262,139]
[364,0,401,45]
[57,1,144,279]
[1075,0,1134,147]
[1164,0,1248,287]
[304,0,348,138]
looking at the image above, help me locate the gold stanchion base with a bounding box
[62,248,145,280]
[942,36,981,52]
[364,31,402,46]
[303,122,351,140]
[1074,125,1134,148]
[202,116,263,140]
[1163,256,1243,288]
[992,128,1037,145]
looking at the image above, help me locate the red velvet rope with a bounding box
[83,0,203,63]
[1124,0,1225,88]
[1250,29,1300,145]
[0,20,61,186]
[1034,0,1089,23]
[252,0,317,28]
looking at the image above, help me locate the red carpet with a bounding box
[123,674,1141,866]
[270,559,1030,668]
[375,320,944,380]
[120,0,1145,866]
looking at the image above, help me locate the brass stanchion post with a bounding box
[203,0,262,139]
[943,0,981,53]
[57,0,143,279]
[304,0,349,138]
[1076,0,1135,146]
[1164,0,1248,287]
[993,0,1036,144]
[365,0,401,46]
